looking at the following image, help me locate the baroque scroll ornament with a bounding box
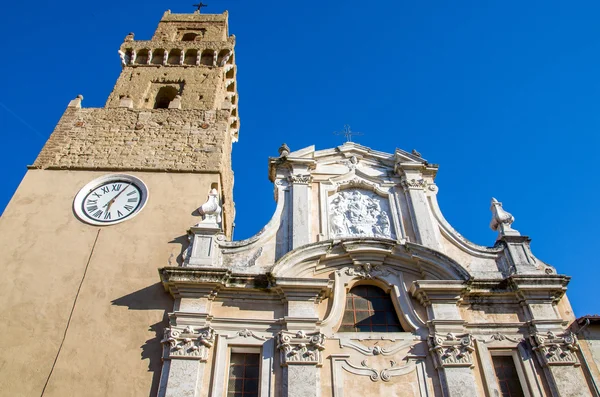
[161,326,215,360]
[329,189,392,239]
[429,333,475,368]
[277,330,326,366]
[531,331,579,366]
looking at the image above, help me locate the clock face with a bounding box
[74,174,148,225]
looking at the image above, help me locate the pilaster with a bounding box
[277,330,326,397]
[158,326,215,397]
[410,280,479,397]
[512,275,591,396]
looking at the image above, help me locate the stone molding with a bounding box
[338,338,414,356]
[161,326,215,360]
[330,354,417,383]
[428,333,475,368]
[343,263,391,279]
[277,330,325,366]
[531,331,580,366]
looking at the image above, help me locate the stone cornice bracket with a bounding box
[277,330,326,366]
[409,280,470,307]
[530,331,580,366]
[490,198,520,239]
[429,333,475,368]
[510,275,570,304]
[161,326,215,361]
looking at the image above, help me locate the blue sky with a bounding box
[1,1,599,315]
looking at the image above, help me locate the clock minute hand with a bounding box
[106,183,132,211]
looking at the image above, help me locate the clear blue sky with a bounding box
[1,1,599,315]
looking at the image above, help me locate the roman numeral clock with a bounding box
[73,174,149,225]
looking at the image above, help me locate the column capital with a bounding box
[277,330,326,366]
[161,326,215,361]
[530,330,580,367]
[429,332,475,368]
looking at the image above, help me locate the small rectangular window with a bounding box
[227,352,260,397]
[492,355,525,397]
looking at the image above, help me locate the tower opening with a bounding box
[135,49,149,64]
[182,33,198,41]
[168,49,182,65]
[154,86,179,109]
[184,49,198,65]
[151,49,165,65]
[200,50,214,66]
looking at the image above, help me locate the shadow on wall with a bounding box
[112,283,173,397]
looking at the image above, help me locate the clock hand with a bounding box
[105,183,133,212]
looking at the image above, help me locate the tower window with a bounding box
[339,285,403,332]
[228,352,260,396]
[182,33,198,41]
[200,50,214,66]
[184,49,198,65]
[168,49,182,65]
[135,49,149,65]
[151,49,165,65]
[154,86,179,109]
[492,355,525,397]
[218,49,232,66]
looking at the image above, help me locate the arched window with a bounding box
[339,285,404,332]
[154,86,179,109]
[167,49,182,65]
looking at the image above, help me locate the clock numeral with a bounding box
[127,197,138,202]
[93,210,103,218]
[101,186,110,194]
[104,212,112,220]
[126,191,136,196]
[87,205,98,212]
[117,210,124,217]
[111,184,122,192]
[124,205,134,212]
[86,199,97,205]
[92,192,102,198]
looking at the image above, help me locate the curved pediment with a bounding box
[271,238,471,281]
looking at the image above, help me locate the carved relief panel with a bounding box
[328,189,395,239]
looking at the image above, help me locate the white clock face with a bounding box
[74,174,148,225]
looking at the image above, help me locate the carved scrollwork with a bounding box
[288,174,312,184]
[277,330,325,366]
[400,177,427,191]
[479,333,524,344]
[343,263,391,280]
[429,333,475,368]
[331,356,416,383]
[530,331,579,366]
[161,326,215,360]
[338,338,413,356]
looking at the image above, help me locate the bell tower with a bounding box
[0,10,238,397]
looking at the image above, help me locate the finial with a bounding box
[197,188,222,225]
[490,198,520,238]
[278,143,290,158]
[125,32,134,42]
[412,149,422,158]
[334,125,363,143]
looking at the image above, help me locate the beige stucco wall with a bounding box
[0,169,222,397]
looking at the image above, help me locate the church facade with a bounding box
[1,10,599,397]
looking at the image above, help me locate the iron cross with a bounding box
[334,125,363,143]
[193,2,208,12]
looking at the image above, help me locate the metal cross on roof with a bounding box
[193,2,208,12]
[334,125,363,143]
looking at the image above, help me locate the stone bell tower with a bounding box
[0,10,238,397]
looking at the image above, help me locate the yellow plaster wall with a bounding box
[0,169,219,397]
